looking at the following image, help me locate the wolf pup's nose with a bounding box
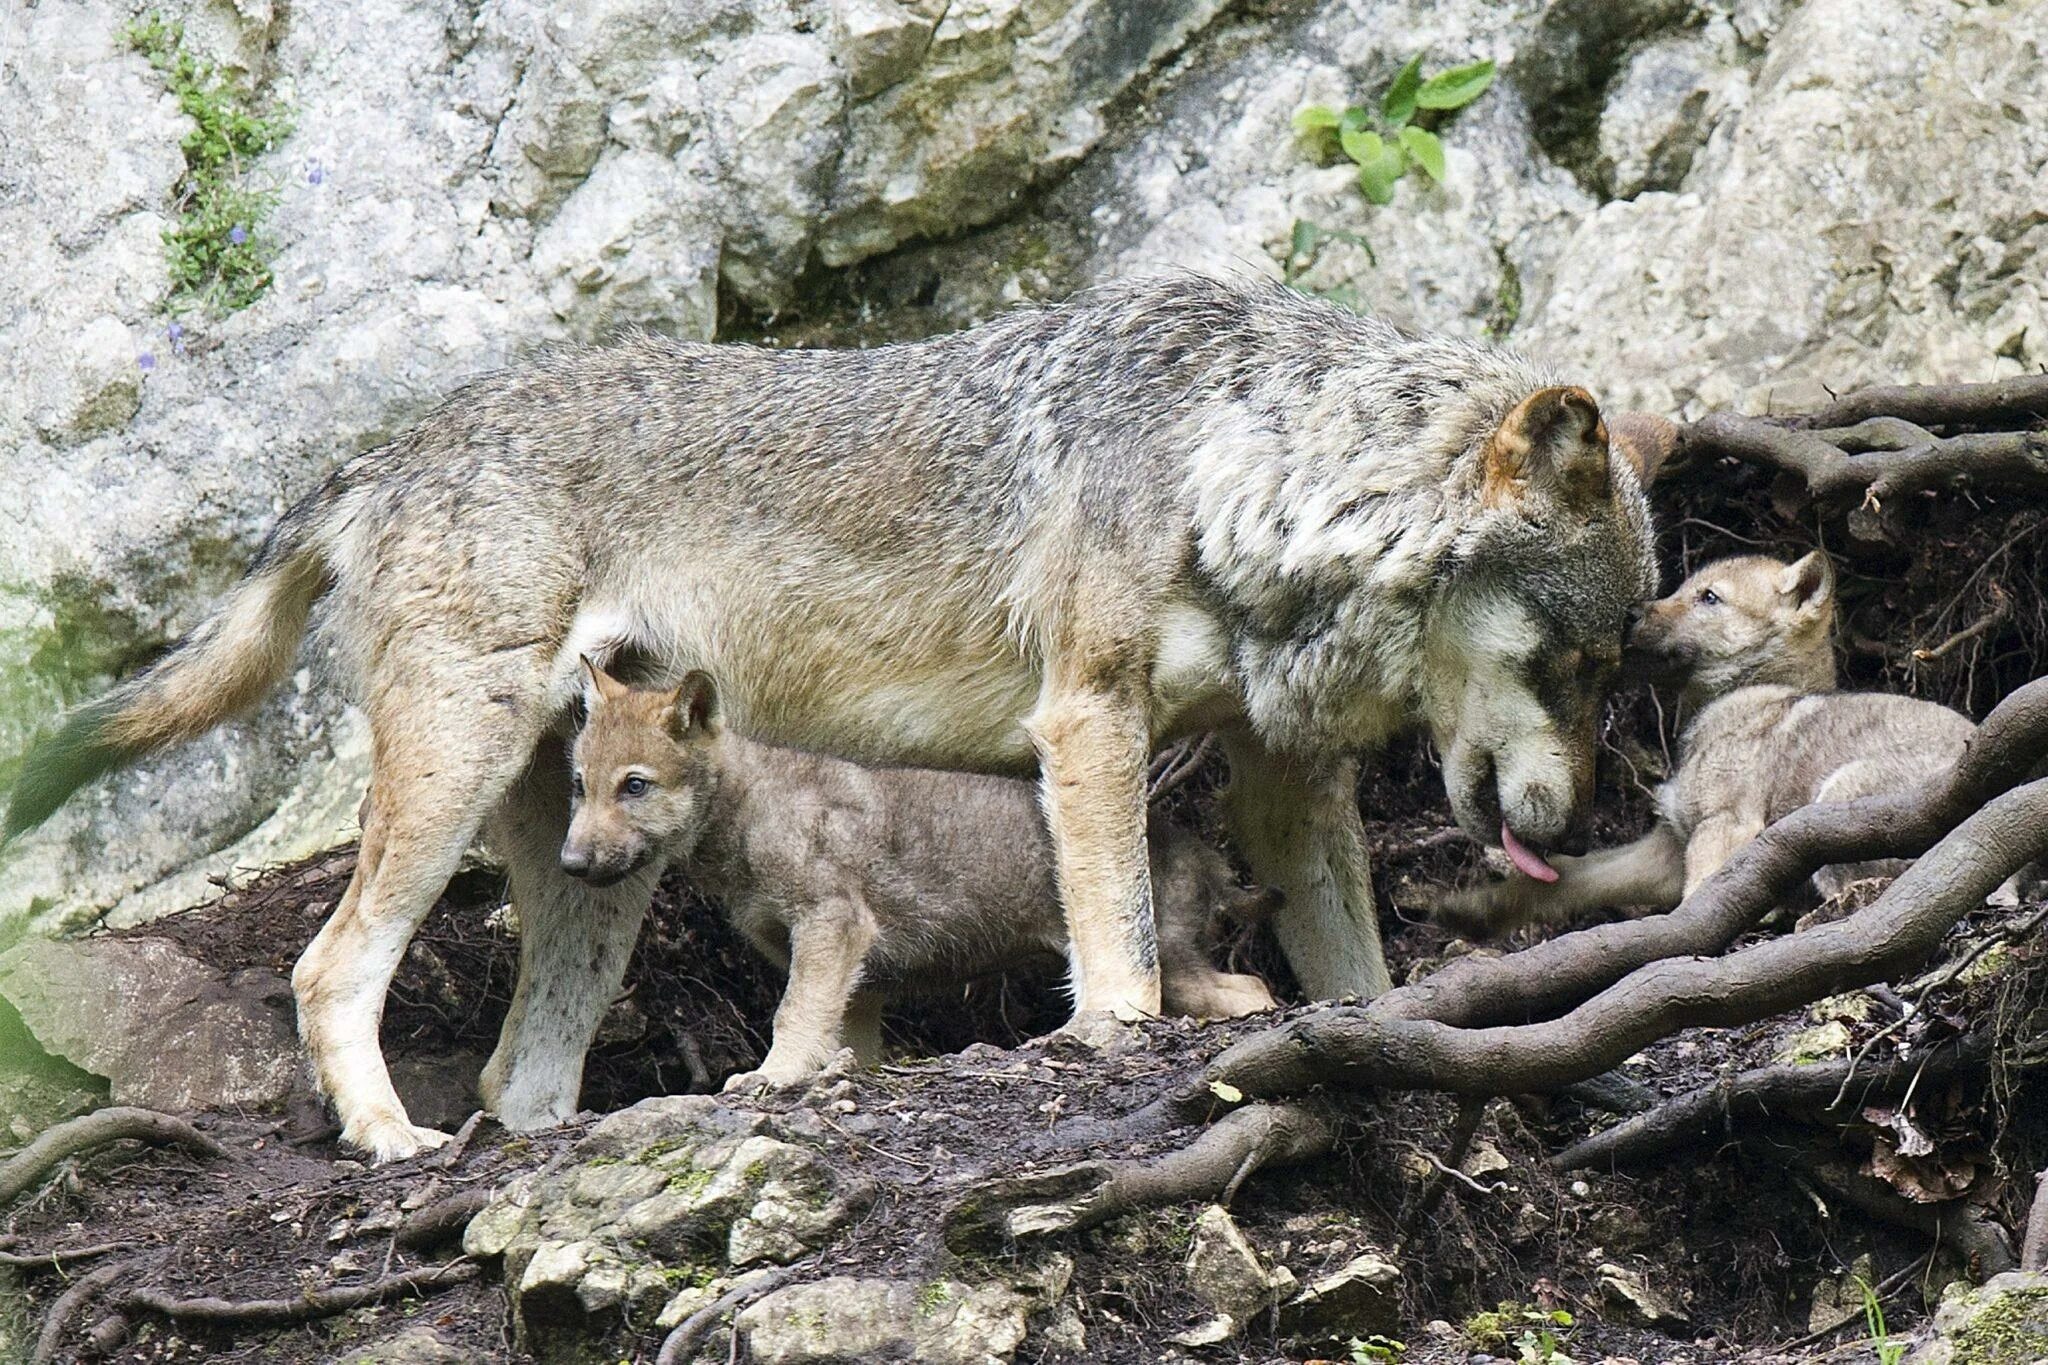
[1624,602,1646,636]
[560,847,592,879]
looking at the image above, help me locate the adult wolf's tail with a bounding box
[3,508,336,842]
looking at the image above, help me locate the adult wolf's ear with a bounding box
[1608,412,1678,486]
[1482,385,1611,510]
[666,670,720,738]
[1777,550,1835,621]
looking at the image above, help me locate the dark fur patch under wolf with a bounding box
[2,695,130,841]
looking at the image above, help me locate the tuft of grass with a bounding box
[126,12,293,315]
[1857,1276,1906,1365]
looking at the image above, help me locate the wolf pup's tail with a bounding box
[3,504,337,842]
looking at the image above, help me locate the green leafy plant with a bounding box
[1293,55,1497,205]
[1857,1276,1907,1365]
[127,13,294,315]
[1348,1334,1407,1362]
[1465,1303,1576,1362]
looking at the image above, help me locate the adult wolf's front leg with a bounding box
[479,744,657,1130]
[1028,685,1161,1021]
[1221,732,1392,1000]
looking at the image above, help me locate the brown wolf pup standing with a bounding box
[4,273,1664,1159]
[565,662,1276,1089]
[1430,551,1990,937]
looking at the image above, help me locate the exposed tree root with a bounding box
[1666,376,2048,553]
[655,1265,794,1365]
[1756,1130,2016,1277]
[0,1107,230,1208]
[2024,1168,2048,1272]
[945,1103,1332,1250]
[31,1258,146,1365]
[395,1186,492,1250]
[117,1259,479,1327]
[1553,1035,2004,1171]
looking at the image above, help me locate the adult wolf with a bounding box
[4,273,1663,1160]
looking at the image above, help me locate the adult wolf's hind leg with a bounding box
[1027,685,1161,1021]
[479,741,658,1131]
[1221,732,1391,1000]
[294,682,548,1163]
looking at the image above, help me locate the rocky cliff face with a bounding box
[3,0,2042,933]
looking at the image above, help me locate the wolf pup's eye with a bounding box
[570,773,585,799]
[1697,588,1721,606]
[621,775,651,798]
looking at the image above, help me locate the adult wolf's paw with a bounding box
[346,1115,452,1164]
[721,1064,812,1097]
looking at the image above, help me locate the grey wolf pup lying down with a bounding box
[5,272,1663,1159]
[566,662,1280,1090]
[1432,550,1988,937]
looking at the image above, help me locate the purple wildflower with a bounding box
[168,321,187,355]
[228,224,249,245]
[138,352,157,371]
[307,160,326,186]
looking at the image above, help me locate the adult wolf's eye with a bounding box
[621,775,651,798]
[1698,588,1721,606]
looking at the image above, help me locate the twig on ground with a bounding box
[656,1266,794,1365]
[1405,1096,1489,1231]
[0,1240,145,1270]
[1147,733,1215,803]
[432,1111,487,1171]
[0,1108,230,1208]
[119,1259,479,1327]
[1914,583,2012,661]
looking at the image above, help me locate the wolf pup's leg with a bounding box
[725,900,878,1092]
[1682,814,1766,895]
[1027,680,1161,1022]
[1220,731,1391,999]
[1432,824,1687,938]
[479,743,658,1130]
[294,687,546,1162]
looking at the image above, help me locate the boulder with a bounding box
[734,1276,1035,1365]
[464,1096,874,1351]
[0,937,298,1112]
[1905,1270,2048,1365]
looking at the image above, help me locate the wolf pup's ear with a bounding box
[668,670,720,738]
[1608,412,1678,486]
[581,655,630,705]
[1778,550,1834,618]
[1483,385,1610,511]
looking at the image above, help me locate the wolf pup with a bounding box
[1431,551,1981,937]
[568,662,1277,1089]
[4,273,1663,1159]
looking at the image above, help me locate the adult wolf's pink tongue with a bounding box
[1501,821,1559,883]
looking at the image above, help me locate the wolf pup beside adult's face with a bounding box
[3,272,1665,1159]
[1429,549,1999,938]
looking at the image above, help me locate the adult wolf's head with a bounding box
[1628,551,1837,706]
[562,660,721,886]
[1422,388,1667,876]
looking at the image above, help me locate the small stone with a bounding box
[1278,1251,1401,1342]
[1596,1262,1689,1329]
[1184,1204,1295,1320]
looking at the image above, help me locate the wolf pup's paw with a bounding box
[721,1064,814,1096]
[1419,881,1517,941]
